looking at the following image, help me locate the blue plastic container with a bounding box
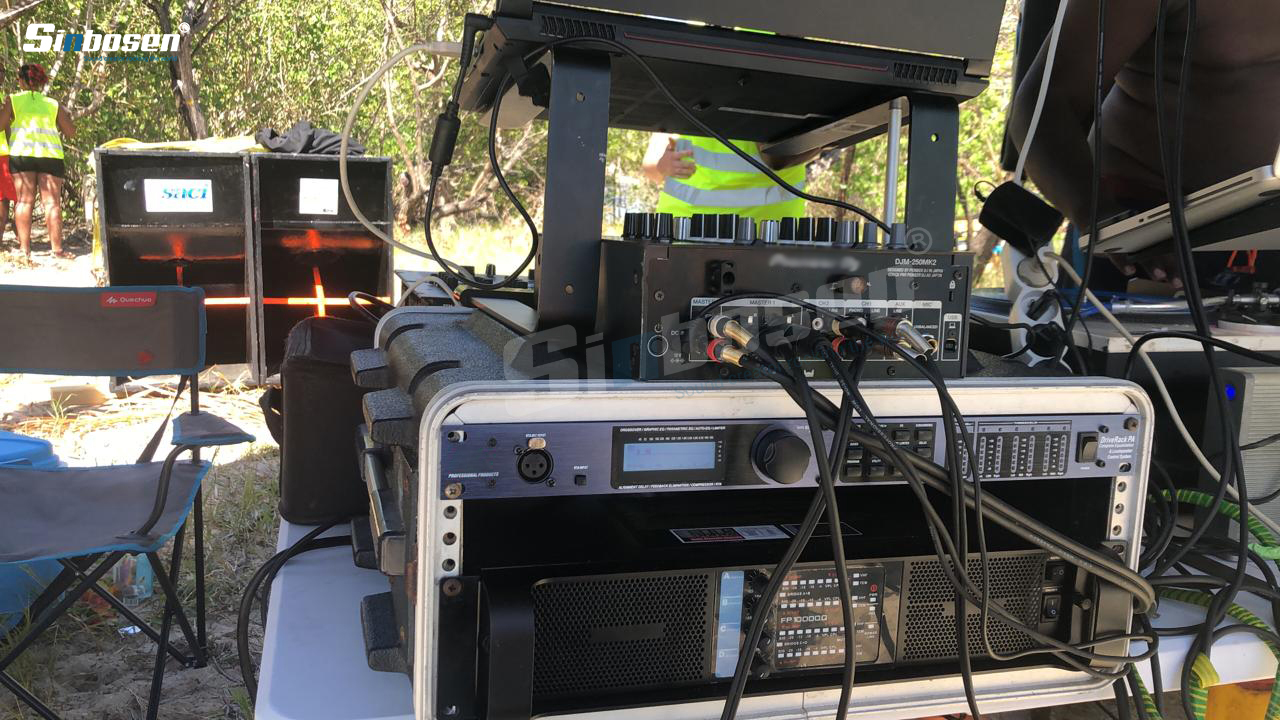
[0,431,62,632]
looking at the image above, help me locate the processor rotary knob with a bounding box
[753,429,811,484]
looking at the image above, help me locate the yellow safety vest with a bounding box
[9,91,63,160]
[656,135,806,223]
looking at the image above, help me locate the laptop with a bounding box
[1080,143,1280,254]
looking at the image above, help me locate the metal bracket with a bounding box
[536,48,611,333]
[904,93,960,253]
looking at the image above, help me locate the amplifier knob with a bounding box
[753,429,811,485]
[736,217,757,244]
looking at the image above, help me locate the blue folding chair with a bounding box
[0,285,254,720]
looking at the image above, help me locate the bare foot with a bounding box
[52,250,75,259]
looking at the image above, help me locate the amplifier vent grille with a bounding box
[901,554,1045,662]
[531,572,711,698]
[893,62,959,86]
[540,15,616,40]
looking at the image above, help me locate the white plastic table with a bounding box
[254,520,413,720]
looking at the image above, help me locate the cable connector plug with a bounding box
[873,316,933,356]
[708,315,759,352]
[706,338,746,367]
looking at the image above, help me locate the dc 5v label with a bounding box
[143,178,213,213]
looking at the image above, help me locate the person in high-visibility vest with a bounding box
[641,134,820,224]
[0,63,76,259]
[0,94,14,245]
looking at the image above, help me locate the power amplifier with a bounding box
[596,230,973,382]
[350,323,1151,720]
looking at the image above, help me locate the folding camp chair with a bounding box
[0,285,254,720]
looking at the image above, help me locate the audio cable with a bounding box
[705,312,1158,688]
[341,20,893,293]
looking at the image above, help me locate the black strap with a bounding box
[136,375,189,464]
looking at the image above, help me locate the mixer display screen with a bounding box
[623,441,718,472]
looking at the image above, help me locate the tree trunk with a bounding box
[168,32,208,140]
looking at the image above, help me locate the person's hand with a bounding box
[656,137,695,179]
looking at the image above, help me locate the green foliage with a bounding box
[0,0,1020,267]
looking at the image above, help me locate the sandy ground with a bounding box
[1,235,277,720]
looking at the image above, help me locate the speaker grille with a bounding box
[893,61,959,86]
[901,554,1045,662]
[531,572,712,698]
[540,15,616,40]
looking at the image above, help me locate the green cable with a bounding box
[1159,587,1280,720]
[1129,666,1164,720]
[1160,489,1278,547]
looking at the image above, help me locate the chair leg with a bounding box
[0,553,122,673]
[0,670,63,720]
[16,556,92,633]
[55,560,190,665]
[193,486,208,662]
[144,522,203,720]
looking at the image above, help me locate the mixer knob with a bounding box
[814,217,834,244]
[690,213,708,240]
[796,217,814,243]
[862,222,880,249]
[736,217,757,244]
[673,216,692,242]
[760,220,780,244]
[779,217,797,243]
[836,220,859,246]
[753,429,811,485]
[623,212,638,238]
[656,213,674,240]
[717,214,739,242]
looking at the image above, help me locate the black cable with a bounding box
[238,524,352,703]
[420,30,892,290]
[729,323,1157,620]
[1135,613,1164,718]
[1060,0,1107,370]
[811,338,1151,674]
[1149,4,1252,716]
[719,363,855,720]
[1122,330,1280,379]
[1112,678,1134,720]
[840,324,1157,612]
[1211,623,1280,649]
[782,345,857,720]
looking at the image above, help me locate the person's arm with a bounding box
[641,133,694,185]
[1009,0,1160,227]
[0,97,12,137]
[56,106,75,139]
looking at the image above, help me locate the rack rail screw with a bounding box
[444,483,463,499]
[442,578,462,596]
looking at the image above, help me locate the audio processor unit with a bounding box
[596,215,973,382]
[351,316,1151,720]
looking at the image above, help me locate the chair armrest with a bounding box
[171,411,255,447]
